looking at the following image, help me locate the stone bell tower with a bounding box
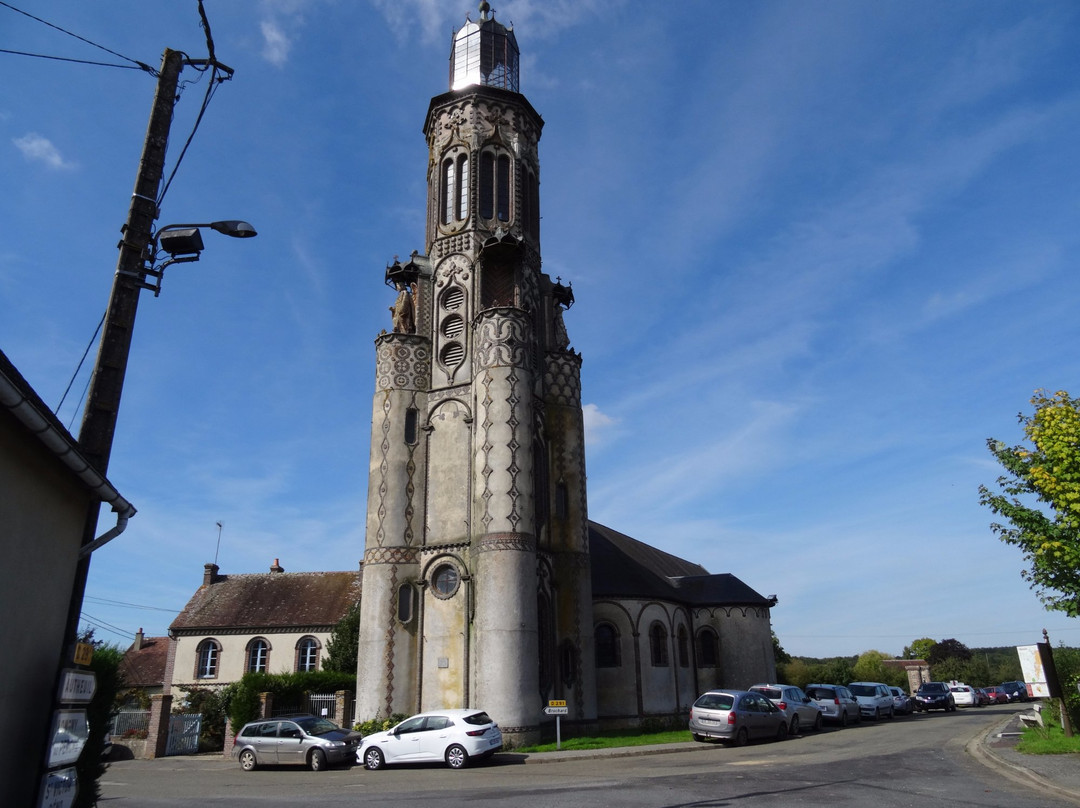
[355,2,596,744]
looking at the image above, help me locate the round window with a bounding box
[432,564,460,597]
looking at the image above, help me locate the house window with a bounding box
[432,563,460,597]
[696,628,720,668]
[296,637,320,672]
[246,638,269,673]
[677,625,689,668]
[595,623,620,668]
[649,622,669,667]
[196,639,220,679]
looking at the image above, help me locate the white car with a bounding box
[358,709,503,770]
[950,684,977,707]
[848,682,895,720]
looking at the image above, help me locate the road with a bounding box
[99,705,1071,808]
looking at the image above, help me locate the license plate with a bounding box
[489,737,500,747]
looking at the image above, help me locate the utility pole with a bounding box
[39,48,184,808]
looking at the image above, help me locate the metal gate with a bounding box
[165,713,202,756]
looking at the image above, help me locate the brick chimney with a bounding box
[134,628,144,651]
[203,563,220,585]
[270,558,284,573]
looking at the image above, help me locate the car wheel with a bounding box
[887,707,894,720]
[874,708,881,721]
[445,744,469,769]
[840,710,848,727]
[732,727,749,747]
[692,733,705,743]
[813,713,823,732]
[789,715,800,735]
[363,747,385,771]
[309,748,327,772]
[239,749,257,772]
[775,722,788,742]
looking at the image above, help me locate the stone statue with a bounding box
[553,305,570,349]
[390,282,416,334]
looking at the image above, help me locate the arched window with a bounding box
[296,636,320,672]
[479,150,512,222]
[441,153,470,225]
[595,623,620,668]
[522,167,539,239]
[246,638,269,673]
[196,639,220,679]
[696,627,720,668]
[677,625,689,668]
[560,640,578,687]
[649,622,669,667]
[398,582,416,623]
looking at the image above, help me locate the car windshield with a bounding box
[849,685,877,697]
[462,712,493,726]
[694,693,734,710]
[919,683,946,693]
[295,717,341,736]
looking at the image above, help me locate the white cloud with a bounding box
[261,20,292,66]
[13,133,74,170]
[582,402,615,447]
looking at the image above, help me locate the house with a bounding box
[118,629,170,703]
[0,348,135,805]
[167,560,361,691]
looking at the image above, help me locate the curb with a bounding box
[966,713,1080,807]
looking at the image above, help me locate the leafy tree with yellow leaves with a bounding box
[980,390,1080,616]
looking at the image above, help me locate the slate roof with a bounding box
[589,521,772,607]
[119,636,170,687]
[170,570,362,633]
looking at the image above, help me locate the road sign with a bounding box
[58,670,96,704]
[548,699,567,707]
[38,767,77,808]
[47,710,88,768]
[73,643,94,666]
[544,706,569,715]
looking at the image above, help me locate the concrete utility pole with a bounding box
[38,48,184,808]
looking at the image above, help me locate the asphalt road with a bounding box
[98,705,1072,808]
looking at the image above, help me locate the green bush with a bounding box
[356,713,407,735]
[226,671,357,730]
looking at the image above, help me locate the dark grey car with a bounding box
[232,715,362,772]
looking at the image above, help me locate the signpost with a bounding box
[58,670,97,704]
[544,700,568,750]
[47,710,89,768]
[39,768,77,808]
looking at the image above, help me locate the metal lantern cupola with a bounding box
[450,1,520,92]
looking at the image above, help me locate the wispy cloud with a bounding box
[261,20,292,66]
[13,133,75,170]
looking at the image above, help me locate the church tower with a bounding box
[356,2,596,744]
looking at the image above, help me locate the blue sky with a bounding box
[3,0,1079,660]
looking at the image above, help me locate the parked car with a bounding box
[983,686,1009,705]
[950,684,977,707]
[233,715,362,772]
[889,687,915,715]
[974,688,991,706]
[358,709,503,770]
[804,684,861,726]
[848,682,895,720]
[914,681,956,712]
[1000,681,1030,702]
[689,689,789,746]
[748,684,823,734]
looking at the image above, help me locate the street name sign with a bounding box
[47,710,89,768]
[58,670,96,704]
[544,706,569,715]
[38,767,77,808]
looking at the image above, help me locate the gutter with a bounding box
[0,367,136,555]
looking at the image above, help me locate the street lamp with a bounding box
[120,220,259,297]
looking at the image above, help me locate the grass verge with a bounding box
[516,730,692,754]
[1015,707,1080,755]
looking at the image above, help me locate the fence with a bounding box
[110,710,151,738]
[271,692,354,724]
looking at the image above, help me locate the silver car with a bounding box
[804,683,861,726]
[232,715,362,772]
[749,684,823,734]
[689,689,788,746]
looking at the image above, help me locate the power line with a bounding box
[83,595,177,613]
[0,1,155,74]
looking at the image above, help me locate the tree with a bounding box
[75,632,125,808]
[903,638,936,660]
[980,390,1080,616]
[323,602,361,673]
[927,638,971,666]
[771,631,791,665]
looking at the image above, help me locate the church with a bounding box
[355,3,776,744]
